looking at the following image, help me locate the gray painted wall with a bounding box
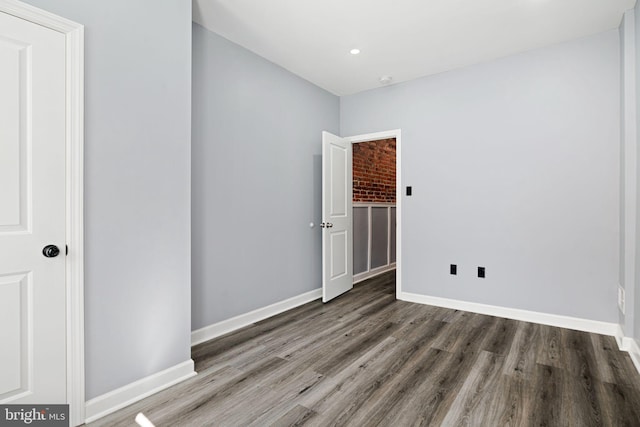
[191,24,339,329]
[620,13,628,331]
[342,31,621,322]
[22,0,193,399]
[634,4,640,343]
[620,8,638,339]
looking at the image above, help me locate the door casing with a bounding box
[0,1,85,425]
[346,130,402,299]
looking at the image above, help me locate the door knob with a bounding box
[42,245,60,258]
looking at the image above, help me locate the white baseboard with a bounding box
[615,324,628,350]
[84,359,196,424]
[616,325,640,375]
[191,288,322,346]
[399,291,619,337]
[626,339,640,374]
[354,265,396,284]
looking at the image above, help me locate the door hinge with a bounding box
[65,245,68,256]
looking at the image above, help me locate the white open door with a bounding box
[322,131,353,302]
[0,10,67,404]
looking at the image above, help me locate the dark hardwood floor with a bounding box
[90,271,640,426]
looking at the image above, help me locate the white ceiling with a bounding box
[193,0,636,96]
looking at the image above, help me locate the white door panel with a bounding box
[0,11,67,404]
[0,273,28,397]
[330,145,347,217]
[322,132,353,302]
[0,35,30,232]
[330,231,347,279]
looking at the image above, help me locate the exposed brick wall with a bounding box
[353,138,396,203]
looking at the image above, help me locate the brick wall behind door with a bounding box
[353,138,396,203]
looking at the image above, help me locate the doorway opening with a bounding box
[348,130,401,299]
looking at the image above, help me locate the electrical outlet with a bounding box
[619,286,626,314]
[478,267,485,278]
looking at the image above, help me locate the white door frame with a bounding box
[0,1,84,425]
[346,129,402,299]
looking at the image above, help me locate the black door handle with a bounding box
[42,245,60,258]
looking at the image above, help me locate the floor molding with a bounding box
[627,339,640,375]
[84,359,196,424]
[615,324,628,350]
[616,325,640,375]
[399,291,619,337]
[354,265,396,284]
[191,288,322,346]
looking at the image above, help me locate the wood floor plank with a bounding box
[529,364,567,426]
[606,350,640,389]
[598,382,640,427]
[90,271,640,427]
[211,368,324,426]
[384,349,486,427]
[312,320,400,377]
[296,336,402,415]
[465,374,534,427]
[317,347,451,427]
[266,405,318,427]
[232,310,365,372]
[309,323,450,427]
[502,321,538,379]
[193,299,323,361]
[482,317,518,355]
[590,334,620,384]
[355,292,396,316]
[158,357,291,427]
[535,324,566,369]
[439,309,467,323]
[564,373,605,427]
[439,350,505,426]
[432,313,495,356]
[279,287,401,363]
[455,315,497,355]
[317,324,441,404]
[429,314,476,352]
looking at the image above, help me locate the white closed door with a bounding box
[0,11,67,404]
[322,131,353,302]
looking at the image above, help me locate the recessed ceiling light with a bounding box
[350,48,360,55]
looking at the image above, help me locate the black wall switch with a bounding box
[450,264,457,275]
[478,267,485,278]
[406,186,412,196]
